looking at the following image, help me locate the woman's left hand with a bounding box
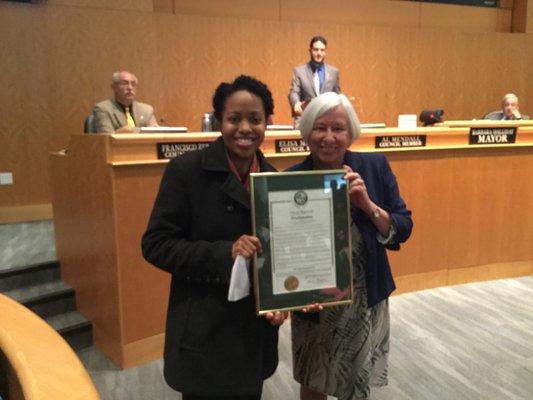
[264,311,289,326]
[344,166,372,210]
[300,303,323,313]
[344,166,392,236]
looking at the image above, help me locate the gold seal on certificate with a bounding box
[250,170,354,315]
[284,276,300,291]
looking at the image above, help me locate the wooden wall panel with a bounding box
[386,147,533,279]
[49,138,123,341]
[153,0,174,14]
[447,148,533,267]
[47,0,153,12]
[512,0,526,32]
[172,0,281,20]
[385,151,454,276]
[172,0,509,31]
[113,165,170,343]
[419,2,512,32]
[279,0,421,27]
[0,1,532,220]
[529,0,533,32]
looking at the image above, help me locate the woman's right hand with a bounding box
[232,234,262,260]
[265,311,289,326]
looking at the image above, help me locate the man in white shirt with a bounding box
[288,36,341,128]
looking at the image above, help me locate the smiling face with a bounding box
[309,40,327,64]
[112,71,137,107]
[307,105,351,169]
[220,90,266,170]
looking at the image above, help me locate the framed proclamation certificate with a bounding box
[250,170,353,315]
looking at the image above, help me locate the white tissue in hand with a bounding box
[228,255,250,301]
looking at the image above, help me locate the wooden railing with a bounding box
[0,294,99,400]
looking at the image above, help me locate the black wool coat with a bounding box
[142,137,278,396]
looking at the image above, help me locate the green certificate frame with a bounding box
[250,170,353,315]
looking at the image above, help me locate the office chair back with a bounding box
[84,115,96,133]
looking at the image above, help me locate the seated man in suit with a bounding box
[483,93,529,121]
[288,35,341,128]
[91,70,158,133]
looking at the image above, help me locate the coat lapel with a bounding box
[132,102,146,127]
[323,65,330,92]
[305,64,317,96]
[344,151,362,173]
[202,137,250,210]
[111,99,126,128]
[221,175,251,209]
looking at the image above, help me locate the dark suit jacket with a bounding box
[288,151,413,307]
[483,110,530,120]
[91,98,157,133]
[142,137,278,396]
[288,62,341,110]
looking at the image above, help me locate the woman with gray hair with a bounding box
[288,92,413,400]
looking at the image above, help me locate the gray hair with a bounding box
[501,93,519,104]
[112,71,122,83]
[112,71,137,84]
[299,92,361,145]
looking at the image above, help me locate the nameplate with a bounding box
[275,139,309,153]
[157,142,211,159]
[375,135,427,149]
[469,127,516,145]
